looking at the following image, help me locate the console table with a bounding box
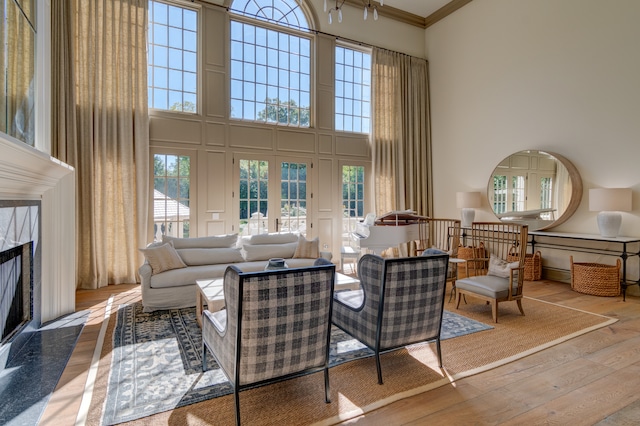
[529,231,640,301]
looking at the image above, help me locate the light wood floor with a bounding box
[40,280,640,425]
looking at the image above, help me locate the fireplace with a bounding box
[0,242,33,343]
[0,201,41,367]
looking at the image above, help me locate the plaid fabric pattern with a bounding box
[202,266,240,379]
[202,264,335,386]
[332,254,449,351]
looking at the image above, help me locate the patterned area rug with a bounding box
[101,302,491,424]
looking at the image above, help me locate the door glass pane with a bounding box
[153,154,190,241]
[493,175,507,214]
[511,175,526,212]
[342,165,365,245]
[280,161,307,235]
[239,159,269,235]
[540,177,553,219]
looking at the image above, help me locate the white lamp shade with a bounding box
[589,188,632,212]
[456,191,482,209]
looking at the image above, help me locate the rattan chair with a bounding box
[455,222,528,323]
[202,263,335,425]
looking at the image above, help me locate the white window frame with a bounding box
[335,43,372,134]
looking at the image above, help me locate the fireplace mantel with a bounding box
[0,135,76,322]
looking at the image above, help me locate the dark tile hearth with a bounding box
[0,311,88,426]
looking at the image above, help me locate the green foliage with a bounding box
[169,101,196,113]
[257,98,310,126]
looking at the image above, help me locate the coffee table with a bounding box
[195,272,360,327]
[195,278,225,327]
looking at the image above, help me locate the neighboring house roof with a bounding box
[153,189,190,220]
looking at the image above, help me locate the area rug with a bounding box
[99,302,491,425]
[87,294,616,426]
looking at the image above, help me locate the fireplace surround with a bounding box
[0,135,75,369]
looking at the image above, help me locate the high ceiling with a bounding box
[383,0,452,18]
[344,0,473,28]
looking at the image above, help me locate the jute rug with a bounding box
[86,292,616,426]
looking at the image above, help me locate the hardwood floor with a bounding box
[40,280,640,425]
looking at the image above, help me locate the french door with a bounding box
[234,155,310,236]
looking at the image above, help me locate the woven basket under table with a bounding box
[570,256,621,296]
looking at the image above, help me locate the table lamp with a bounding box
[588,188,632,238]
[456,191,482,228]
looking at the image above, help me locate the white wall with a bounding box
[426,0,640,238]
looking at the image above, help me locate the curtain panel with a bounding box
[371,49,433,220]
[52,0,149,289]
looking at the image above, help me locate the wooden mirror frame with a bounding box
[487,151,583,231]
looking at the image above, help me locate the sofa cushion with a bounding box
[176,248,244,266]
[293,235,319,259]
[248,233,299,245]
[139,241,186,275]
[163,234,238,249]
[242,242,298,261]
[149,264,230,288]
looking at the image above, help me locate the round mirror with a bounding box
[487,150,582,231]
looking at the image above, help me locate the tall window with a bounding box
[335,46,371,133]
[342,165,365,241]
[148,1,198,112]
[229,0,311,127]
[153,154,190,241]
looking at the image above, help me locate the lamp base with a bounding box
[597,211,622,238]
[461,208,475,228]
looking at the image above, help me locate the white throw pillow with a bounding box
[162,234,238,249]
[293,235,319,259]
[487,254,519,278]
[139,241,186,275]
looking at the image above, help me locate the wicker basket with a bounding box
[507,250,542,281]
[457,242,486,270]
[570,256,621,296]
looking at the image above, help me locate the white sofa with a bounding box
[139,232,331,312]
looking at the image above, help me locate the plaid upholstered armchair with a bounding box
[332,253,449,384]
[201,263,335,425]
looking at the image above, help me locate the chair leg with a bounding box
[455,291,462,309]
[436,338,442,368]
[492,301,499,323]
[234,388,241,426]
[517,299,525,316]
[375,352,384,385]
[324,366,331,403]
[202,343,207,372]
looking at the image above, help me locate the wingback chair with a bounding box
[332,253,449,384]
[202,263,336,425]
[455,222,529,323]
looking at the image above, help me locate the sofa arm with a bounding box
[320,251,333,261]
[138,263,152,287]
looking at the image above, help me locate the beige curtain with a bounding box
[52,0,149,289]
[4,0,36,144]
[371,48,433,219]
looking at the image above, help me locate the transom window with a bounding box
[335,46,371,133]
[148,1,198,112]
[229,0,311,127]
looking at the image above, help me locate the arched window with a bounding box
[231,0,309,31]
[230,0,312,127]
